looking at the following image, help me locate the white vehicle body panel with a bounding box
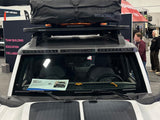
[137,101,160,120]
[0,103,31,120]
[135,52,151,93]
[8,55,21,97]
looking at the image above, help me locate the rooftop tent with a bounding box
[121,0,148,22]
[0,0,29,6]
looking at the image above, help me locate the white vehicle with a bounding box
[0,25,159,120]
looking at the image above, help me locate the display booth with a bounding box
[121,0,148,36]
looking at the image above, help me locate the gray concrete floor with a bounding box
[0,49,160,97]
[0,56,11,96]
[145,41,160,95]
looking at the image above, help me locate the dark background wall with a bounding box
[0,0,29,6]
[3,20,36,71]
[120,14,132,42]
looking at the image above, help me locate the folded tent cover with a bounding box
[121,0,148,22]
[0,0,147,22]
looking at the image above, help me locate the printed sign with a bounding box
[3,20,39,71]
[27,79,69,91]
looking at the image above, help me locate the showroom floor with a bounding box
[0,56,11,96]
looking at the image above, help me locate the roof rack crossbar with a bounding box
[24,25,129,35]
[26,25,128,47]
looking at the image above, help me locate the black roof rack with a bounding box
[24,25,129,35]
[23,25,129,47]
